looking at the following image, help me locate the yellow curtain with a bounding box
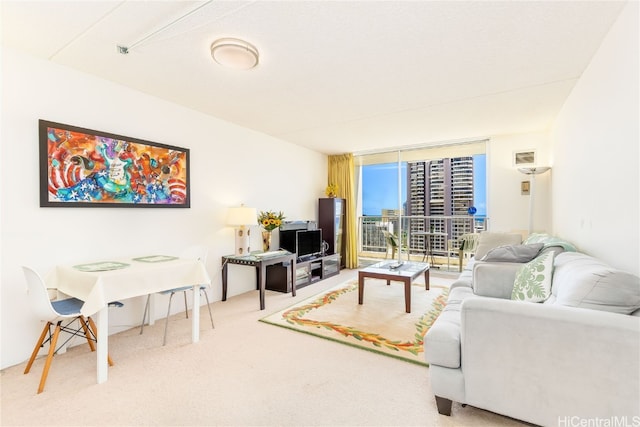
[328,154,358,269]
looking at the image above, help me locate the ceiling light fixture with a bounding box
[210,38,259,70]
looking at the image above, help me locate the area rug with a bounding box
[260,277,451,366]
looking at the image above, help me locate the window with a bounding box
[355,140,487,257]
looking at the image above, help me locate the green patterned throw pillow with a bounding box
[511,251,555,302]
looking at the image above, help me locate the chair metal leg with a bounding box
[163,292,176,346]
[24,322,51,375]
[37,322,62,394]
[140,294,151,335]
[201,289,215,329]
[182,291,189,319]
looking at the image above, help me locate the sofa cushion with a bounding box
[450,259,475,290]
[538,245,566,257]
[474,232,522,260]
[472,261,523,299]
[480,243,543,263]
[425,286,476,368]
[511,251,555,302]
[550,252,640,315]
[523,233,577,252]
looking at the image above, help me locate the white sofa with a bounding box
[425,233,640,426]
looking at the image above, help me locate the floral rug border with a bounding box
[260,281,449,366]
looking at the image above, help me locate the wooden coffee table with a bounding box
[358,261,430,313]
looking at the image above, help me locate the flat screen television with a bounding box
[296,229,322,260]
[279,229,298,254]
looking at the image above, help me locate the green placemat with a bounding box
[73,261,130,272]
[132,255,179,263]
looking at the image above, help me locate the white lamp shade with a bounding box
[518,166,551,175]
[226,207,258,226]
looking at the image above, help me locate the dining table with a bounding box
[46,254,210,384]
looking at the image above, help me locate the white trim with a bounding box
[353,136,490,156]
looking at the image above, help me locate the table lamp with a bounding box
[226,205,258,255]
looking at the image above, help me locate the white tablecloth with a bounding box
[48,257,211,316]
[45,255,210,384]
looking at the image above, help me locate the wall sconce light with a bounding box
[226,205,258,255]
[518,166,551,235]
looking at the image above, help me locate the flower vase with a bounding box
[262,231,272,252]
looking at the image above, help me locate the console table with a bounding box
[266,253,340,293]
[221,251,296,310]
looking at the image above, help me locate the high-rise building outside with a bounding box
[381,208,402,218]
[406,157,475,255]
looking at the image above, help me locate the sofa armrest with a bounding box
[460,298,640,426]
[471,262,522,299]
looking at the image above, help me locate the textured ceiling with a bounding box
[1,1,626,154]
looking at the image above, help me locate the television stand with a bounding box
[266,253,340,293]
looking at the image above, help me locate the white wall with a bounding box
[0,48,327,368]
[487,131,552,235]
[550,1,639,275]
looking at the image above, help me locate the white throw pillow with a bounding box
[511,251,555,302]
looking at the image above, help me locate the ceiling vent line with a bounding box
[118,0,214,54]
[162,1,260,42]
[48,1,126,60]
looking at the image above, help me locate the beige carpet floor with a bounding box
[1,269,528,426]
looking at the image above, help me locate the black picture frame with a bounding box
[39,119,190,208]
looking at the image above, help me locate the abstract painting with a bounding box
[39,120,190,208]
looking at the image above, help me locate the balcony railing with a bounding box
[357,215,489,269]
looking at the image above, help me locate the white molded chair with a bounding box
[22,266,114,393]
[382,230,399,259]
[458,233,480,272]
[139,245,214,345]
[447,239,459,271]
